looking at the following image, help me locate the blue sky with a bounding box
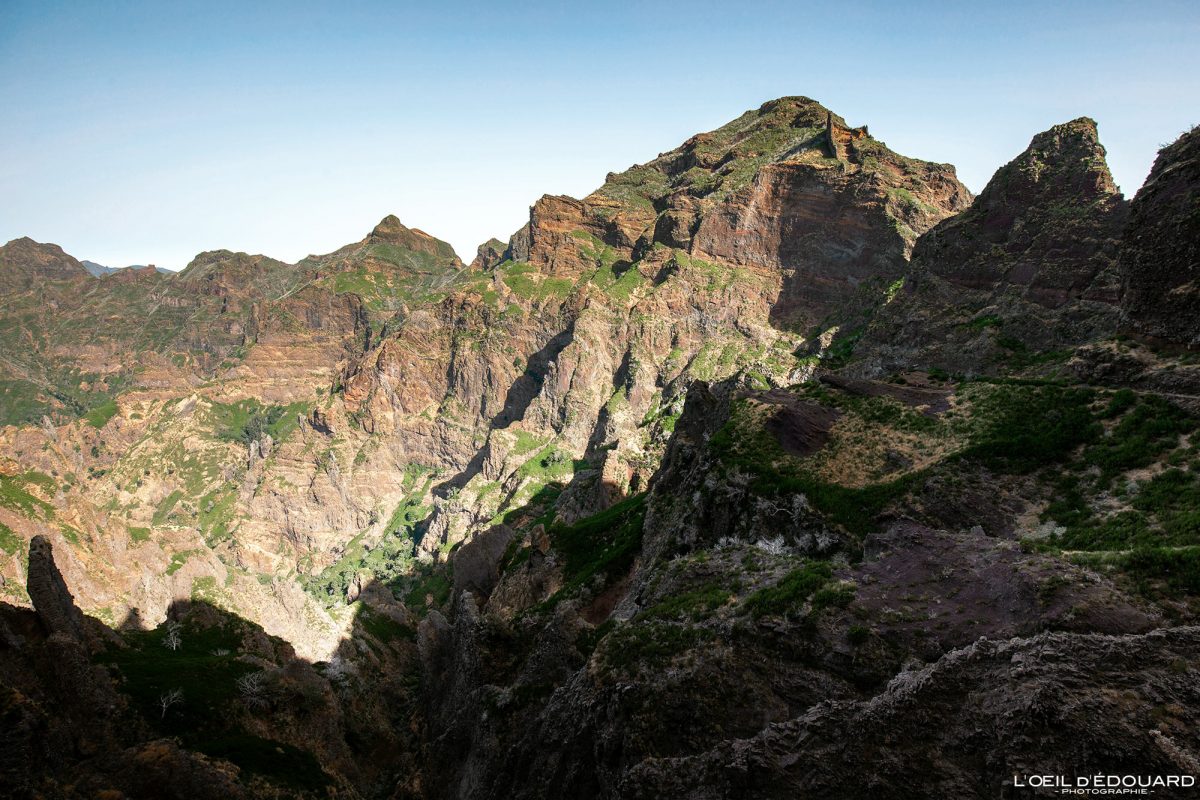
[1,0,1197,269]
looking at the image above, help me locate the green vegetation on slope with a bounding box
[0,472,55,518]
[593,98,832,208]
[302,464,437,607]
[710,376,1199,561]
[708,404,921,536]
[0,522,22,554]
[496,260,574,302]
[98,619,330,791]
[957,381,1100,473]
[536,493,647,609]
[0,367,132,429]
[744,560,834,618]
[208,399,310,445]
[84,398,119,429]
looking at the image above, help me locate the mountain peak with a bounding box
[370,214,411,240]
[910,116,1127,307]
[0,236,90,284]
[944,115,1123,224]
[1119,124,1200,345]
[1013,117,1119,199]
[361,214,463,268]
[588,94,931,218]
[368,214,446,248]
[1036,116,1100,140]
[470,237,508,271]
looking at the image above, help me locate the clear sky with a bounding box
[2,1,1197,270]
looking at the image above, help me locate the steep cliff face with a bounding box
[917,118,1126,306]
[853,118,1129,377]
[1120,125,1200,346]
[315,96,970,571]
[573,96,972,331]
[25,535,86,641]
[497,99,971,318]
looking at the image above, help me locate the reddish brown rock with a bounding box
[0,236,91,287]
[470,238,509,271]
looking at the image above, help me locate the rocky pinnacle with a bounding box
[26,535,86,641]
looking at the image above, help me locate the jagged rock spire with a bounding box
[912,117,1127,307]
[26,535,85,641]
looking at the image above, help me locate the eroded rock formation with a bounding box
[1121,125,1200,346]
[26,535,85,642]
[854,118,1130,376]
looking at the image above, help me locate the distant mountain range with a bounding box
[80,259,173,276]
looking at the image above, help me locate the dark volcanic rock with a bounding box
[818,372,951,414]
[855,118,1129,377]
[26,535,86,642]
[915,118,1127,307]
[623,627,1200,800]
[451,524,516,600]
[1070,339,1200,413]
[761,391,841,458]
[852,523,1154,657]
[1120,125,1200,346]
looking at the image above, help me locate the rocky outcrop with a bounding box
[0,593,407,800]
[1120,126,1200,346]
[855,118,1129,376]
[639,380,840,568]
[576,96,971,331]
[623,627,1200,799]
[417,503,1182,800]
[26,535,85,642]
[691,157,967,329]
[451,525,516,600]
[368,215,464,266]
[1070,339,1200,413]
[917,118,1127,306]
[523,194,651,276]
[470,238,508,271]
